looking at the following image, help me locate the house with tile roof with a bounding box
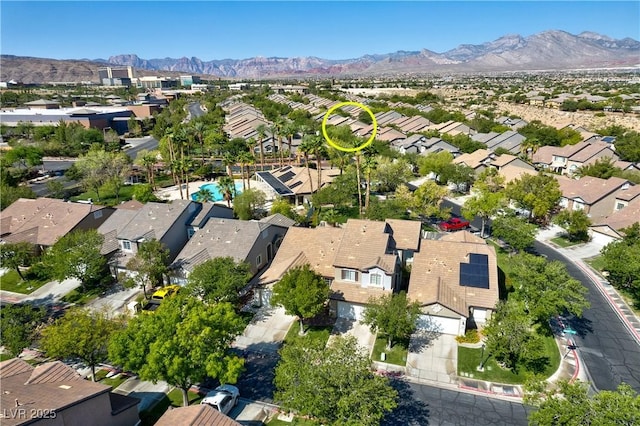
[260,219,422,321]
[97,200,228,276]
[408,231,499,335]
[556,175,633,222]
[256,166,340,206]
[155,404,240,426]
[452,149,493,174]
[0,198,114,252]
[591,196,640,241]
[170,217,289,282]
[0,358,139,426]
[532,140,619,175]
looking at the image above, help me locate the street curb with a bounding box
[573,259,640,345]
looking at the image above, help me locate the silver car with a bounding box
[200,385,240,415]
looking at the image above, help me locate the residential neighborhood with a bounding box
[2,3,640,424]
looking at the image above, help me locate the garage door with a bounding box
[337,302,366,321]
[418,314,461,335]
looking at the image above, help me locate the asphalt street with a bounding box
[534,242,640,392]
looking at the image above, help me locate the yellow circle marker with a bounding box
[321,101,377,152]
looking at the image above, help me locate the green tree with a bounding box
[554,209,591,242]
[506,173,561,223]
[41,308,122,381]
[274,335,398,425]
[362,291,421,349]
[613,130,640,162]
[270,197,296,220]
[510,253,590,323]
[186,257,251,305]
[4,145,44,170]
[372,156,414,193]
[44,229,107,291]
[194,187,214,203]
[600,223,640,302]
[0,184,36,211]
[492,215,537,253]
[233,188,266,220]
[125,239,169,298]
[75,146,110,202]
[45,179,66,199]
[0,304,46,357]
[412,180,449,218]
[483,299,546,372]
[526,381,640,426]
[417,151,454,180]
[218,175,235,208]
[576,157,619,179]
[132,184,159,203]
[109,297,245,407]
[462,168,507,236]
[0,241,35,280]
[271,265,329,335]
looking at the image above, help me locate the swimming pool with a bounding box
[191,182,244,202]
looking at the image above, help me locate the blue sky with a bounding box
[2,1,639,60]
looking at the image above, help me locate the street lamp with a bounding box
[477,344,486,372]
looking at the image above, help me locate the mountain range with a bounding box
[2,30,639,83]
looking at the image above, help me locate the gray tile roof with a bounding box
[259,213,296,228]
[118,200,194,241]
[172,219,282,272]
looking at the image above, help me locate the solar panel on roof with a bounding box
[460,262,489,289]
[469,253,488,265]
[257,172,294,196]
[289,181,303,189]
[278,171,296,182]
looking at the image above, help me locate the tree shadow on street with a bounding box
[381,378,431,426]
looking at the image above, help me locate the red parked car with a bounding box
[438,217,470,231]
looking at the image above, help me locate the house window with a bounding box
[324,278,333,286]
[256,255,262,267]
[122,241,132,251]
[341,269,357,282]
[369,273,382,286]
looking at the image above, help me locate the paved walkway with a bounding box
[0,277,81,306]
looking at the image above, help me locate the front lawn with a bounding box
[61,286,104,305]
[285,320,333,347]
[267,417,319,426]
[371,334,408,366]
[0,269,49,294]
[457,333,560,384]
[550,236,582,248]
[70,184,136,207]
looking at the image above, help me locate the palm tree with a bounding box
[218,175,235,208]
[222,152,236,180]
[273,118,285,167]
[191,121,207,166]
[283,121,297,166]
[135,149,159,190]
[299,135,316,194]
[240,151,255,190]
[256,124,268,171]
[195,187,214,203]
[362,152,378,211]
[160,130,184,199]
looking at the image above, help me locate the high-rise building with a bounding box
[98,66,136,86]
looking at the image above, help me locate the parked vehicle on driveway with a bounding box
[201,385,240,415]
[128,285,181,314]
[438,217,470,232]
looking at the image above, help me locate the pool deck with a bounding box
[154,178,275,203]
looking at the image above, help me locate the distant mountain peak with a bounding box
[2,30,638,83]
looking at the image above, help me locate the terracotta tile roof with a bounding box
[155,404,241,426]
[385,219,422,251]
[568,142,616,163]
[115,200,144,210]
[334,220,396,274]
[330,280,390,304]
[615,185,640,202]
[557,176,630,205]
[498,164,539,184]
[0,198,112,246]
[408,235,499,315]
[260,226,345,283]
[594,197,640,233]
[491,154,518,167]
[453,149,492,169]
[0,359,114,426]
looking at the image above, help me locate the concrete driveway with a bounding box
[329,318,376,355]
[406,333,458,385]
[233,306,295,353]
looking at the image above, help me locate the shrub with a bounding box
[456,329,480,344]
